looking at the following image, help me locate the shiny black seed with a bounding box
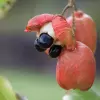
[38,33,54,48]
[49,45,62,58]
[34,39,46,52]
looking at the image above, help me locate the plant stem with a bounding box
[61,0,77,40]
[61,0,77,17]
[72,2,76,32]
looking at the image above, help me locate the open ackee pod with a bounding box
[24,0,97,95]
[25,13,76,54]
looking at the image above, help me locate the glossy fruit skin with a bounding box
[34,38,46,52]
[67,10,97,53]
[49,45,62,58]
[56,41,96,91]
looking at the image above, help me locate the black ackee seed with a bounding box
[34,38,46,52]
[49,45,62,58]
[38,33,54,48]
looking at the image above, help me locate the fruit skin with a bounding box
[25,14,54,32]
[0,76,17,100]
[52,15,76,50]
[67,10,97,53]
[56,41,96,91]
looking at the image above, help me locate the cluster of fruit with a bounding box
[25,9,97,91]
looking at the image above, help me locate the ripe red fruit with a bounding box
[67,10,97,53]
[56,41,96,91]
[24,12,97,92]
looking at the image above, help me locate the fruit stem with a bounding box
[61,0,77,33]
[61,0,77,50]
[61,0,77,17]
[71,1,76,47]
[72,2,76,32]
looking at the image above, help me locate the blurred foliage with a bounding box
[0,0,16,19]
[0,68,100,100]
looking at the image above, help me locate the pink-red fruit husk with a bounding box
[56,41,96,91]
[67,10,97,53]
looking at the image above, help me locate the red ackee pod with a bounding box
[52,15,76,50]
[25,13,76,51]
[45,15,76,55]
[67,10,97,53]
[25,14,54,32]
[56,41,96,91]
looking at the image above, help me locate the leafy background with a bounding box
[0,0,100,100]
